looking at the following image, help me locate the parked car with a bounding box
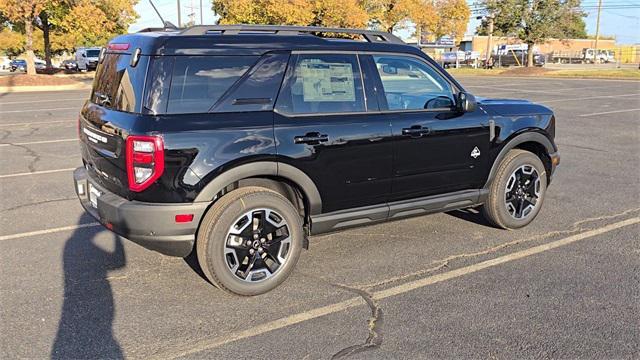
[0,57,10,70]
[74,25,560,296]
[9,59,26,72]
[9,59,48,73]
[492,50,546,67]
[61,59,79,71]
[75,47,101,71]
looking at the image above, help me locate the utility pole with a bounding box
[485,14,494,68]
[200,0,204,25]
[594,0,602,63]
[177,0,182,28]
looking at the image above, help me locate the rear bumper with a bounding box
[73,167,209,257]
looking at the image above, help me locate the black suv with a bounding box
[74,25,559,295]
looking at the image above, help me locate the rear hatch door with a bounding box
[80,48,149,198]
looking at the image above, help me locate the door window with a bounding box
[373,55,454,111]
[276,54,365,114]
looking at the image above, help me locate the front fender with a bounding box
[483,130,556,189]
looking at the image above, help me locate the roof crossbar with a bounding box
[178,24,405,44]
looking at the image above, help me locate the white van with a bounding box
[75,47,101,71]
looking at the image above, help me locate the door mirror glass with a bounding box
[457,92,477,113]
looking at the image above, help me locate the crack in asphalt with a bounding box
[10,143,41,172]
[293,207,640,358]
[317,208,639,357]
[301,274,383,359]
[358,207,640,290]
[2,197,77,212]
[0,129,11,141]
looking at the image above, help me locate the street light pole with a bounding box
[200,0,203,24]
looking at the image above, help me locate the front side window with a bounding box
[373,55,454,111]
[277,54,365,114]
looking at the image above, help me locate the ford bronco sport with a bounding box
[74,25,560,296]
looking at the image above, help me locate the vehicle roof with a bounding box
[109,30,425,57]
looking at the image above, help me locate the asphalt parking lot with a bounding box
[1,76,639,359]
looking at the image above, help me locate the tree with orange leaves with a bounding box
[0,0,51,75]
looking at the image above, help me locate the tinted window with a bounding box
[86,50,100,57]
[91,53,149,113]
[143,56,174,115]
[277,54,365,114]
[212,52,289,113]
[373,55,454,111]
[166,56,257,114]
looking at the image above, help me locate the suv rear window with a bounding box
[91,53,149,113]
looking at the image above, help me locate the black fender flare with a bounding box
[483,132,555,189]
[194,162,322,215]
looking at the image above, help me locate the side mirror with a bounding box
[82,54,87,58]
[457,92,477,113]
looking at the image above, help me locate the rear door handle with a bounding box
[294,132,329,145]
[402,126,430,137]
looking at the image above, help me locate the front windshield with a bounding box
[86,50,100,58]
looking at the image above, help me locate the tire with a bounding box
[196,186,304,296]
[482,149,547,230]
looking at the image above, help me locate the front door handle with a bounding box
[294,132,329,145]
[402,125,430,138]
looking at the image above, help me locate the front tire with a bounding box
[482,149,547,229]
[196,186,304,296]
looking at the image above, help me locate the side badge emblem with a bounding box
[471,146,481,159]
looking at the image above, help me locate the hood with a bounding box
[476,97,553,117]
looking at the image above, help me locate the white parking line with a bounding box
[0,222,100,241]
[0,168,76,179]
[0,120,72,127]
[153,217,640,359]
[0,107,77,114]
[541,93,640,104]
[578,108,640,117]
[0,98,85,105]
[0,138,77,147]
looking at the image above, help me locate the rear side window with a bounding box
[276,54,365,114]
[166,56,257,114]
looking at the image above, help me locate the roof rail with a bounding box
[178,24,405,44]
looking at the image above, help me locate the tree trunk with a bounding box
[24,19,36,75]
[526,42,535,67]
[42,12,52,68]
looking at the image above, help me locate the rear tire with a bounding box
[482,149,547,229]
[196,186,303,296]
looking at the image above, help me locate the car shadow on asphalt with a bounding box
[446,207,495,228]
[50,213,125,360]
[183,248,210,284]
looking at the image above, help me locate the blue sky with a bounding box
[129,0,640,44]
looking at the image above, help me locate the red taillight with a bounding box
[108,43,130,51]
[125,135,164,192]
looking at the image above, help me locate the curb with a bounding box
[0,83,92,93]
